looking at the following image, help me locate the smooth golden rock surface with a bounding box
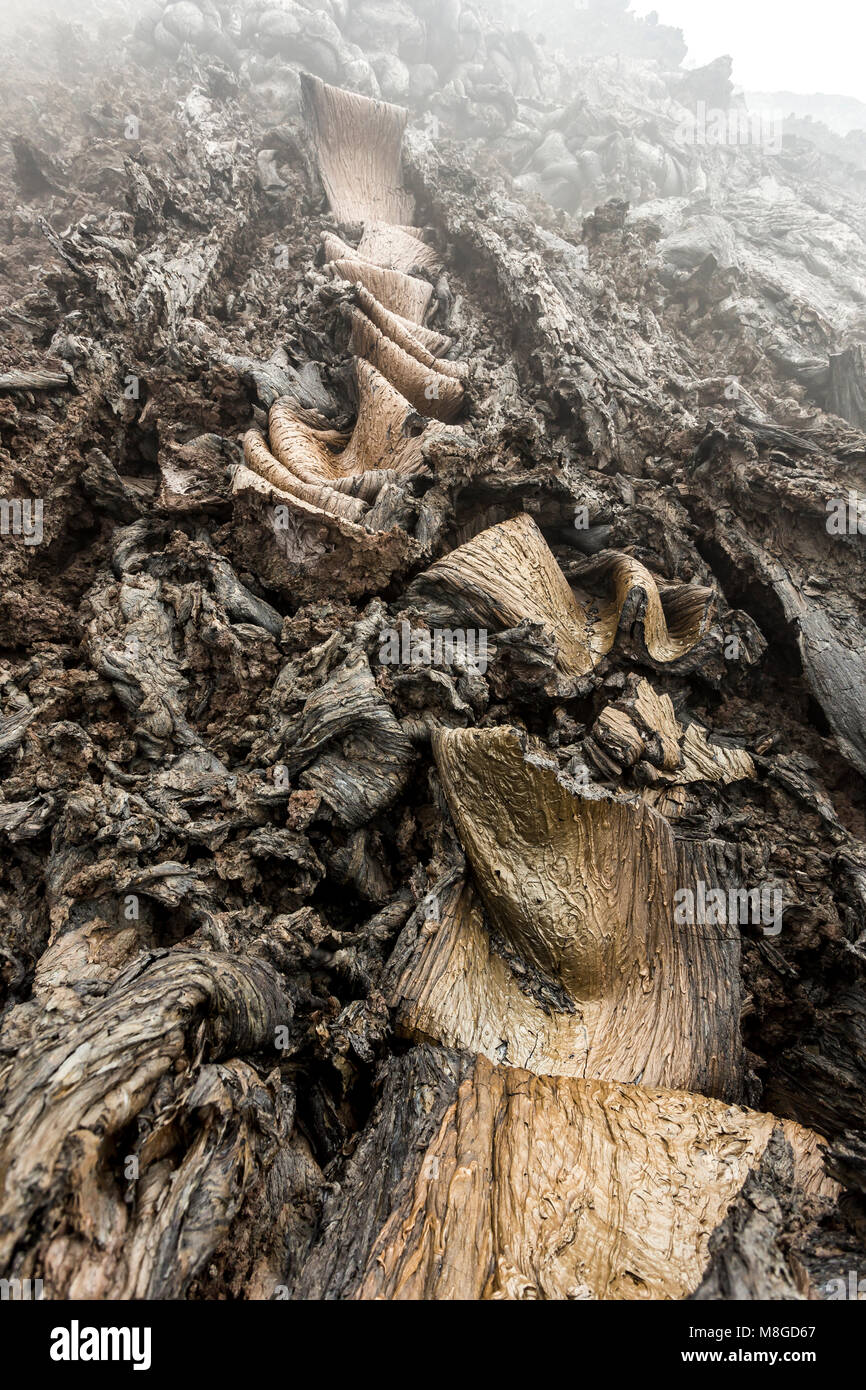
[295,1049,836,1301]
[301,74,414,225]
[406,514,714,677]
[386,726,742,1095]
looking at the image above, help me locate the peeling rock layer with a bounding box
[0,0,865,1303]
[294,1048,836,1302]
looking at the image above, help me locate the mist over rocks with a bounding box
[0,0,865,1303]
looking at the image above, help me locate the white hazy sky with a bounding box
[629,0,866,102]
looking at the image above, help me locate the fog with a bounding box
[630,0,866,103]
[1,0,863,106]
